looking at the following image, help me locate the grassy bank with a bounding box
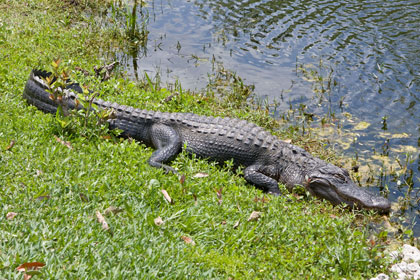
[0,0,391,278]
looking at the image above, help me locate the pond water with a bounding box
[118,0,420,235]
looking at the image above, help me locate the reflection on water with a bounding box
[120,0,420,235]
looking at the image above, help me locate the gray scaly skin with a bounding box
[23,69,391,213]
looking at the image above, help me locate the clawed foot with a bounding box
[163,165,179,175]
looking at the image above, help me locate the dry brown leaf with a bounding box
[181,236,196,246]
[54,135,72,149]
[193,172,209,178]
[104,206,123,216]
[179,174,186,185]
[16,262,45,271]
[16,261,45,279]
[96,211,109,231]
[5,140,15,151]
[154,216,164,226]
[161,189,172,204]
[193,193,198,206]
[216,188,223,205]
[247,211,262,222]
[6,212,17,220]
[233,220,240,229]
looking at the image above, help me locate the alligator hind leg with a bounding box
[244,165,281,195]
[148,124,182,174]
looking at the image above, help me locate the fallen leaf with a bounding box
[233,220,240,229]
[96,211,109,231]
[221,221,227,225]
[54,135,72,149]
[283,139,292,144]
[179,174,186,185]
[329,214,338,219]
[161,189,172,204]
[16,262,45,271]
[247,211,261,222]
[181,236,196,246]
[104,206,123,216]
[193,172,209,178]
[6,212,17,220]
[216,188,223,205]
[5,140,15,151]
[16,262,45,279]
[216,188,223,199]
[154,216,164,226]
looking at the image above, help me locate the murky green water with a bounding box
[119,0,420,235]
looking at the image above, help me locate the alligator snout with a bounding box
[307,167,391,213]
[355,192,391,214]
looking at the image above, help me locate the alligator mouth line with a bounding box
[308,178,391,213]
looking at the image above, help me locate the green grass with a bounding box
[0,0,391,279]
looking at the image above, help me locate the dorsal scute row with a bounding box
[170,113,280,150]
[94,103,281,151]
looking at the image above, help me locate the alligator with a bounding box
[23,69,391,213]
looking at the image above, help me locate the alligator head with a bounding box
[305,164,391,213]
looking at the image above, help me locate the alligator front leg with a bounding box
[244,165,281,195]
[148,124,182,174]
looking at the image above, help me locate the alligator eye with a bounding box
[341,168,350,177]
[333,173,346,182]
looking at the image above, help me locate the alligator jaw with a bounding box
[307,179,391,213]
[336,182,391,213]
[306,166,391,214]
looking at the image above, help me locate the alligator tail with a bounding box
[23,69,84,114]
